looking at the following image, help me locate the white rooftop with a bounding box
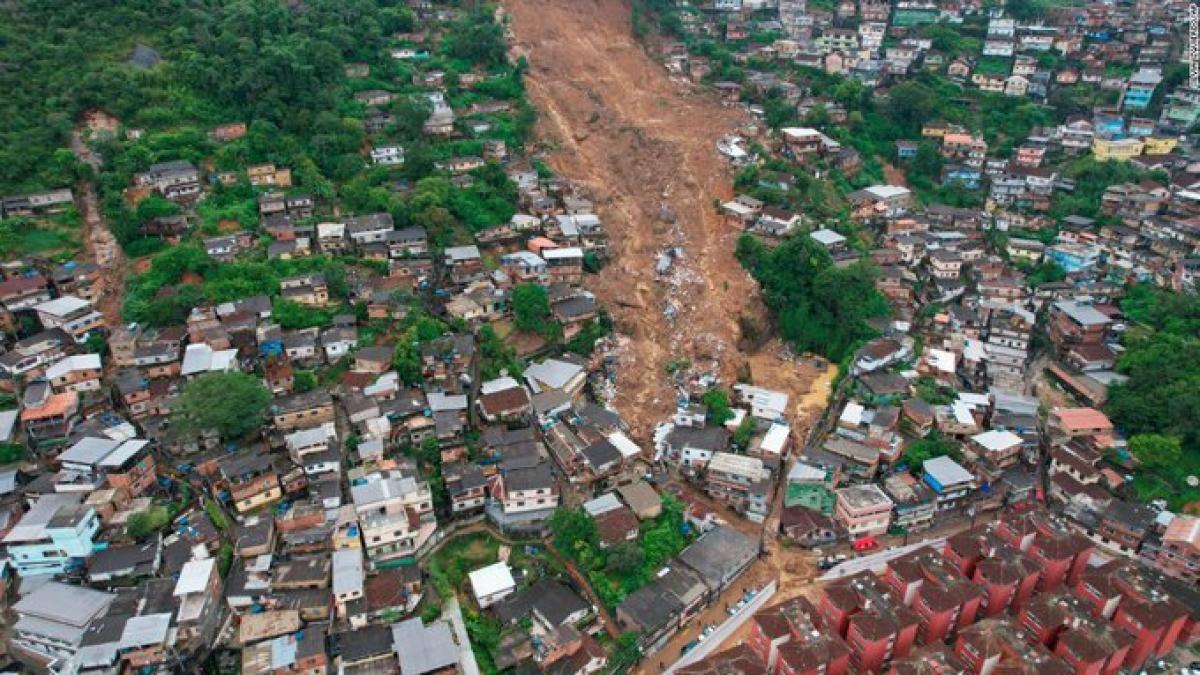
[972,429,1023,452]
[180,343,239,376]
[606,431,642,459]
[925,348,956,374]
[35,295,90,317]
[332,548,364,598]
[864,185,911,200]
[582,492,623,517]
[469,561,515,600]
[923,455,975,486]
[45,353,102,380]
[174,557,215,596]
[810,228,847,246]
[760,423,790,455]
[840,401,865,426]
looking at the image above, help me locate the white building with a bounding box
[469,561,516,608]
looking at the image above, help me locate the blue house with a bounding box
[1047,243,1100,273]
[921,455,975,511]
[1123,68,1163,110]
[3,494,100,576]
[1093,113,1125,138]
[896,140,919,160]
[941,164,983,190]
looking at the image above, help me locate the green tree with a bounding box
[293,370,317,393]
[512,283,551,333]
[702,388,735,426]
[1129,434,1184,473]
[606,541,646,575]
[732,415,755,451]
[736,233,888,362]
[549,508,598,553]
[126,505,171,540]
[172,372,272,440]
[612,631,642,670]
[0,442,26,464]
[903,432,960,473]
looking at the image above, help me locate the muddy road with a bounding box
[505,0,789,437]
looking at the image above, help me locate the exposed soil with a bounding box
[70,125,126,330]
[505,0,806,440]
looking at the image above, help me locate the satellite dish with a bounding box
[1186,475,1199,488]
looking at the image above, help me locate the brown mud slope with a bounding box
[506,0,789,437]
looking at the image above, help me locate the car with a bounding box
[681,640,699,656]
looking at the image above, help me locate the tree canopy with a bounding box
[171,371,272,440]
[736,233,889,362]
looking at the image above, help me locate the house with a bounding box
[44,353,102,393]
[524,357,587,398]
[854,338,910,374]
[242,625,327,675]
[391,617,461,674]
[173,556,223,646]
[780,505,840,547]
[3,493,99,576]
[9,582,115,668]
[922,455,975,511]
[477,377,533,423]
[834,484,893,538]
[279,273,330,306]
[134,160,201,201]
[705,452,772,522]
[1092,137,1144,162]
[1123,67,1162,110]
[34,295,105,343]
[617,480,662,520]
[847,185,912,218]
[371,145,405,165]
[0,274,52,312]
[57,436,158,496]
[470,561,516,608]
[350,470,436,565]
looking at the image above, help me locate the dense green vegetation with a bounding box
[1108,287,1200,509]
[902,432,962,473]
[172,371,273,440]
[549,495,690,610]
[736,233,889,362]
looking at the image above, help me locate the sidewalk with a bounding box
[441,597,481,675]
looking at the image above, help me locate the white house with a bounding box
[469,561,516,608]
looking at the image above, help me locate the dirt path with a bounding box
[70,127,125,329]
[505,0,788,438]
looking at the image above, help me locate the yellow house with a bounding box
[231,475,284,514]
[1093,137,1144,161]
[1142,136,1179,155]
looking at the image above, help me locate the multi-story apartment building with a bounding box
[705,451,772,523]
[351,470,437,566]
[835,484,894,538]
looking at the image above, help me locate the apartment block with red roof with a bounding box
[1072,560,1193,671]
[971,541,1041,617]
[742,596,852,675]
[888,645,964,675]
[883,546,984,645]
[1025,516,1094,591]
[1022,593,1133,675]
[819,573,919,673]
[953,618,1074,675]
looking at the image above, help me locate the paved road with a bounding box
[818,537,947,580]
[664,580,778,674]
[442,597,481,675]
